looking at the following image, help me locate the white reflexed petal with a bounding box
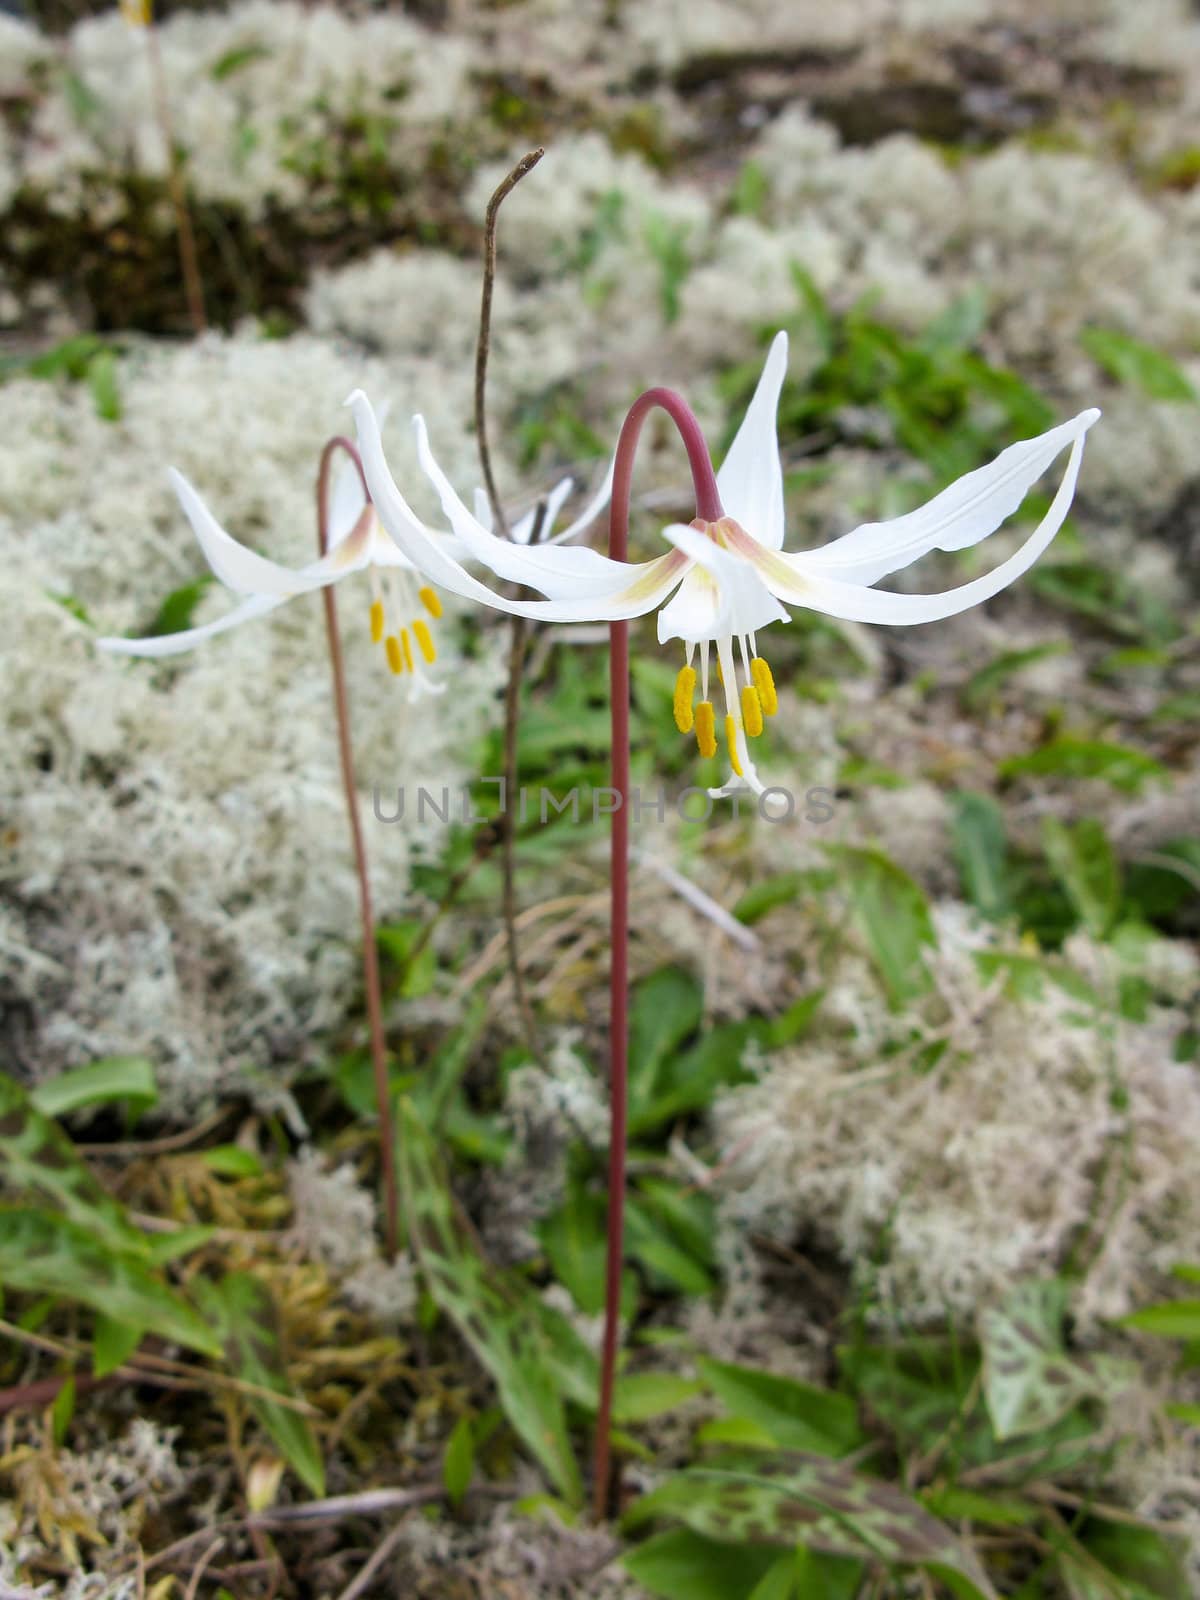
[756,423,1093,625]
[800,408,1100,584]
[170,468,373,598]
[473,487,494,533]
[98,592,284,656]
[328,454,366,548]
[657,523,788,645]
[350,389,688,623]
[511,475,574,543]
[413,415,653,599]
[544,455,614,546]
[716,330,788,550]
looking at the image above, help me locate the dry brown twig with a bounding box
[474,146,546,1062]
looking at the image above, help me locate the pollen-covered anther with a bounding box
[419,586,443,620]
[385,635,404,675]
[741,683,764,738]
[751,657,778,717]
[673,664,697,733]
[369,599,385,644]
[694,701,716,759]
[412,619,436,664]
[725,715,744,776]
[400,628,414,673]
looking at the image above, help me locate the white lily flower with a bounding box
[97,439,610,702]
[349,331,1100,797]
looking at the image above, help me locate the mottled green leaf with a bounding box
[194,1272,324,1496]
[980,1279,1132,1442]
[0,1207,218,1357]
[625,1457,996,1598]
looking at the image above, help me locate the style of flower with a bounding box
[98,439,610,701]
[348,332,1099,794]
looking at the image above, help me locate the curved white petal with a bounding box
[716,330,788,550]
[511,475,574,544]
[799,408,1100,584]
[328,454,367,548]
[735,421,1092,625]
[657,523,788,645]
[98,591,285,656]
[350,389,688,622]
[544,456,614,546]
[170,468,374,598]
[413,417,633,597]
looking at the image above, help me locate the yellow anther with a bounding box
[725,714,744,777]
[695,701,717,759]
[673,665,697,734]
[369,599,385,644]
[741,683,764,738]
[419,586,443,620]
[400,628,414,673]
[385,635,404,675]
[751,656,778,716]
[412,619,436,664]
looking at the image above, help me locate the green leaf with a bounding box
[1080,327,1198,404]
[1041,818,1121,939]
[922,1487,1038,1527]
[147,577,214,639]
[626,1197,715,1298]
[87,348,121,422]
[825,847,936,1007]
[1121,1299,1200,1340]
[624,1528,780,1600]
[951,793,1011,921]
[746,1554,795,1600]
[376,919,436,999]
[612,1373,703,1424]
[0,1207,218,1357]
[0,1072,148,1254]
[93,1312,143,1378]
[51,1375,76,1445]
[1077,1519,1190,1600]
[629,967,704,1111]
[144,1225,216,1266]
[202,1146,264,1179]
[397,1102,585,1503]
[538,1178,608,1314]
[697,1359,862,1456]
[443,1416,474,1507]
[1000,738,1167,794]
[210,42,272,79]
[27,333,107,381]
[31,1057,157,1122]
[195,1272,324,1496]
[624,1458,996,1598]
[962,643,1068,710]
[980,1279,1131,1441]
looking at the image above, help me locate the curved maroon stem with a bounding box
[593,389,721,1521]
[316,436,399,1262]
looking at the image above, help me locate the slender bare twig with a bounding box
[474,147,543,537]
[140,12,206,335]
[315,437,398,1261]
[183,1540,224,1600]
[472,146,544,1059]
[333,1519,411,1600]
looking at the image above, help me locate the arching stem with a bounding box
[592,388,722,1520]
[316,436,399,1262]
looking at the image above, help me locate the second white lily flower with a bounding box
[348,331,1099,796]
